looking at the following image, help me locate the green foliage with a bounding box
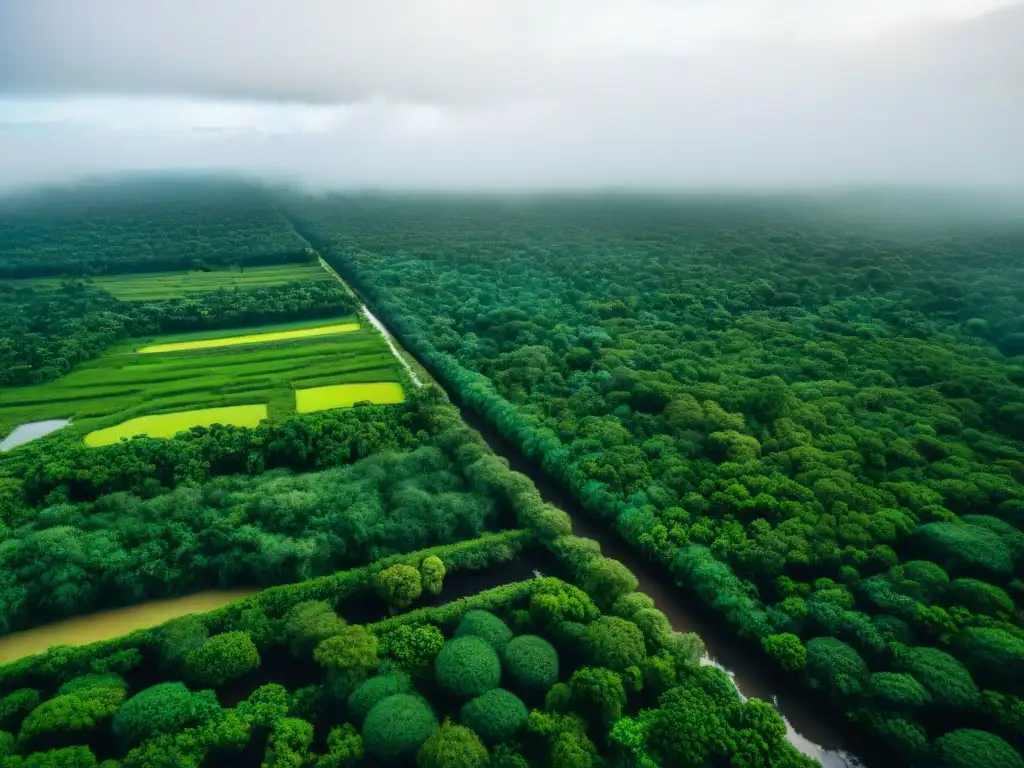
[417,721,488,768]
[434,637,502,700]
[567,667,627,727]
[646,685,732,767]
[581,556,639,609]
[610,592,655,619]
[284,600,347,658]
[348,673,413,723]
[525,711,598,768]
[805,637,869,698]
[362,694,437,762]
[18,685,124,746]
[585,616,647,672]
[420,556,446,596]
[378,624,446,673]
[932,728,1024,768]
[378,564,424,610]
[111,682,219,747]
[914,523,1014,579]
[761,633,806,672]
[630,608,672,651]
[237,683,289,728]
[262,717,314,768]
[318,724,363,768]
[894,645,981,709]
[185,631,260,688]
[454,611,513,653]
[502,635,560,691]
[4,746,100,767]
[459,688,529,745]
[869,672,932,711]
[948,578,1014,618]
[0,690,40,732]
[313,625,380,699]
[954,628,1024,694]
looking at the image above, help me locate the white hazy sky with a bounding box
[0,0,1022,191]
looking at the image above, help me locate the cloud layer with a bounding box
[0,1,1021,191]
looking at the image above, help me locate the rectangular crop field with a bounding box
[138,322,359,353]
[91,262,334,301]
[296,382,406,413]
[0,316,405,439]
[83,405,268,446]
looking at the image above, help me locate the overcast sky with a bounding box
[0,0,1022,192]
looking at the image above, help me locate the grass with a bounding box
[84,405,268,446]
[295,382,406,413]
[0,316,404,438]
[92,263,333,301]
[138,322,360,353]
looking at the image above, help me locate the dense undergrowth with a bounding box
[287,194,1024,765]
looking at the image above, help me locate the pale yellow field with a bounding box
[137,322,360,354]
[84,404,268,447]
[0,590,258,664]
[295,382,405,413]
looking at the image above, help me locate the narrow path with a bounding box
[317,256,422,388]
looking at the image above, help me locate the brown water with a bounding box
[0,589,258,664]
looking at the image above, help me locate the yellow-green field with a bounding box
[138,322,359,354]
[296,382,406,413]
[84,405,268,446]
[0,315,405,442]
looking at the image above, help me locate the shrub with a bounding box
[321,723,364,767]
[568,667,627,727]
[894,645,980,709]
[948,579,1014,618]
[631,608,672,651]
[460,689,529,745]
[610,592,655,619]
[379,624,445,673]
[455,611,513,653]
[954,628,1024,694]
[581,557,639,609]
[284,600,346,658]
[112,682,220,747]
[185,631,260,688]
[348,673,412,723]
[503,635,560,691]
[378,564,423,610]
[421,556,446,596]
[585,616,646,672]
[762,633,806,672]
[57,675,125,696]
[314,626,380,699]
[0,690,40,732]
[158,616,208,671]
[435,637,502,700]
[914,523,1013,578]
[18,686,125,746]
[363,694,437,762]
[932,728,1024,768]
[805,637,868,698]
[870,672,932,711]
[417,721,488,768]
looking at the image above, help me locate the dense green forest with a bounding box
[288,193,1024,765]
[0,178,307,278]
[2,181,1022,767]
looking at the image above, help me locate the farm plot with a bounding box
[0,316,405,442]
[91,262,334,301]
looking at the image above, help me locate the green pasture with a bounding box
[14,262,333,301]
[0,317,404,438]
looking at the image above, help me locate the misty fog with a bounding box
[0,0,1021,192]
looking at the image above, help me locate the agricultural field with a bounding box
[89,262,335,301]
[0,315,404,443]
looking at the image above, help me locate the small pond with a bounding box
[0,418,72,452]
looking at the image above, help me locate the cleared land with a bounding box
[92,262,333,300]
[84,404,268,446]
[296,382,406,413]
[11,262,334,300]
[138,321,359,353]
[0,316,404,438]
